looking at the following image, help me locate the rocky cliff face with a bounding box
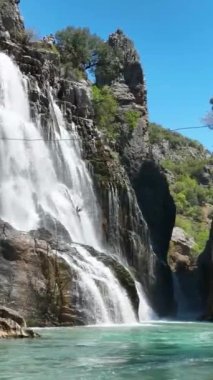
[0,0,24,41]
[0,3,176,321]
[98,30,175,315]
[0,220,74,326]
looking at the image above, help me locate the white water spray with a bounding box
[136,282,157,322]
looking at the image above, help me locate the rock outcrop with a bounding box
[0,306,38,338]
[0,219,140,325]
[169,227,195,272]
[168,227,203,319]
[0,220,75,326]
[0,0,24,41]
[95,30,176,315]
[98,29,149,180]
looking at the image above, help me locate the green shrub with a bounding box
[124,110,140,131]
[149,122,203,150]
[161,159,213,215]
[92,85,119,140]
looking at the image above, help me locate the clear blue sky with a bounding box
[20,0,213,151]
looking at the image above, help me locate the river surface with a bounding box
[0,322,212,380]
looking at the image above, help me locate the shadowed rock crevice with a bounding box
[133,160,176,260]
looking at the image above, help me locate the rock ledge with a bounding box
[0,306,39,338]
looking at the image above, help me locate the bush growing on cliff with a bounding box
[161,156,212,253]
[149,122,203,150]
[162,160,213,209]
[156,123,212,255]
[124,110,140,131]
[92,85,119,140]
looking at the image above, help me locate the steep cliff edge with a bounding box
[0,0,24,41]
[0,2,176,319]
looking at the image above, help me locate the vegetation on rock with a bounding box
[124,110,140,131]
[150,122,213,255]
[92,85,119,140]
[149,122,204,150]
[55,26,120,82]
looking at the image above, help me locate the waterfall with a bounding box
[108,184,121,255]
[136,282,157,321]
[107,182,156,323]
[60,245,136,324]
[0,52,145,324]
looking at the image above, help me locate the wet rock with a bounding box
[0,220,74,327]
[37,212,72,244]
[0,306,26,327]
[0,307,39,339]
[86,246,139,316]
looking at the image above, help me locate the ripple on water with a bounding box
[0,322,212,380]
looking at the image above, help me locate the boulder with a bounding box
[0,306,26,327]
[169,227,195,272]
[0,307,39,339]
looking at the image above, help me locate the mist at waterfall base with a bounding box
[0,52,154,325]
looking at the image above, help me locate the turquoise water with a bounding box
[0,322,212,380]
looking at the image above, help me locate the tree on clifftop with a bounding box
[55,27,102,70]
[55,26,121,82]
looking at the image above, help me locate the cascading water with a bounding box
[60,246,137,324]
[108,184,121,255]
[0,52,150,324]
[136,282,157,321]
